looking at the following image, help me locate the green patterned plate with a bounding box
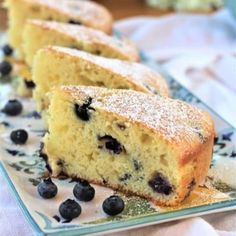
[0,33,236,236]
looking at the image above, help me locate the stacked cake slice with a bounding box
[4,0,113,54]
[23,20,140,66]
[3,0,216,206]
[32,46,169,117]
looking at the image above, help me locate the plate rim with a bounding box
[1,161,236,236]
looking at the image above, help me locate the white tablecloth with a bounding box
[1,8,236,236]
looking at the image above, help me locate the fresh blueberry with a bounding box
[73,179,95,202]
[148,172,172,195]
[1,99,23,116]
[2,44,13,56]
[24,80,35,89]
[0,61,12,76]
[10,129,28,145]
[59,199,81,220]
[102,195,125,216]
[37,178,58,199]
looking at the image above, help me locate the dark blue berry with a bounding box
[74,103,90,121]
[10,129,28,145]
[98,135,124,154]
[73,179,95,202]
[68,20,81,25]
[2,99,23,116]
[74,97,94,121]
[0,61,12,76]
[59,199,81,220]
[37,178,58,199]
[148,172,172,195]
[102,195,125,216]
[2,44,13,56]
[24,80,35,88]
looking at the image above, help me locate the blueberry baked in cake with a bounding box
[43,86,215,206]
[23,20,139,67]
[32,46,169,119]
[4,0,113,55]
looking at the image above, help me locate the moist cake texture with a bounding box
[33,46,169,114]
[43,86,215,206]
[23,20,139,66]
[4,0,113,54]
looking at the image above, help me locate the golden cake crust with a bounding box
[43,46,169,97]
[45,86,214,206]
[4,0,113,34]
[23,19,139,63]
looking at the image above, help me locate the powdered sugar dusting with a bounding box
[28,20,139,62]
[61,86,214,146]
[48,46,169,97]
[21,0,112,32]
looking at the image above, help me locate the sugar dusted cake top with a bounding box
[27,19,139,62]
[46,46,169,97]
[59,86,215,149]
[5,0,113,34]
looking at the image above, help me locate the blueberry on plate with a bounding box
[0,61,12,76]
[102,195,125,216]
[10,129,28,145]
[2,44,13,56]
[2,99,23,116]
[73,179,95,202]
[59,199,81,220]
[37,178,58,199]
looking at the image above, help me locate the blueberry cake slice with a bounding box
[4,0,112,54]
[23,20,139,67]
[43,86,215,206]
[33,46,169,116]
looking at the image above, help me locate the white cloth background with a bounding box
[1,9,236,236]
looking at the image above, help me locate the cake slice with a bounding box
[43,86,215,206]
[4,0,113,54]
[22,19,139,66]
[32,46,169,114]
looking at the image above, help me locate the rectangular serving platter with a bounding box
[0,32,236,236]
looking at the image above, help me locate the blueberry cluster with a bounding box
[37,177,125,221]
[0,44,13,78]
